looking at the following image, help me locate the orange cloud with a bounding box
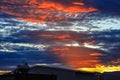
[0,0,97,23]
[89,53,104,57]
[38,31,90,41]
[52,47,70,51]
[40,34,72,39]
[52,47,102,69]
[73,2,85,6]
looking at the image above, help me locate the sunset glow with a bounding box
[78,65,120,73]
[0,0,120,73]
[0,70,11,75]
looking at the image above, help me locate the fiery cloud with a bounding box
[52,47,70,51]
[89,53,104,57]
[52,47,102,69]
[0,0,97,23]
[40,34,72,39]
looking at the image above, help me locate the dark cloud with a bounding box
[0,51,61,70]
[90,30,120,65]
[13,30,90,44]
[83,0,120,15]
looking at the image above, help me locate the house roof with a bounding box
[29,65,95,74]
[30,65,75,72]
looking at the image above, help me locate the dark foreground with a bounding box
[1,72,120,80]
[0,74,57,80]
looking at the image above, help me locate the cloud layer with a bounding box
[0,0,120,71]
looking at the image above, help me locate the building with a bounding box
[1,64,119,80]
[0,65,99,80]
[76,71,98,80]
[103,71,120,80]
[28,65,97,80]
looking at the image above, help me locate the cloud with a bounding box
[51,47,102,69]
[83,0,120,15]
[0,42,48,52]
[89,30,120,65]
[0,49,61,70]
[0,0,96,23]
[0,0,120,71]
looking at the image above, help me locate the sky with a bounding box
[0,0,120,72]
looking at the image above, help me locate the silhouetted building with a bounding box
[28,65,97,80]
[14,62,29,74]
[103,71,120,80]
[76,71,97,80]
[0,65,99,80]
